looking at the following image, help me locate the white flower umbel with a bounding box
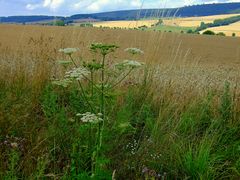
[59,48,79,55]
[115,60,144,69]
[76,112,103,124]
[125,48,144,55]
[65,67,90,81]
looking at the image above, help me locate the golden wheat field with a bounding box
[203,21,240,36]
[0,24,240,89]
[92,14,240,29]
[163,13,240,27]
[93,20,158,28]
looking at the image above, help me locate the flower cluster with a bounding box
[115,60,144,70]
[76,112,103,124]
[142,166,166,179]
[126,139,138,155]
[59,48,79,55]
[65,67,90,81]
[125,48,144,55]
[90,43,119,55]
[0,135,27,152]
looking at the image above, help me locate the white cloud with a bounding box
[203,0,221,4]
[26,0,65,11]
[73,0,144,13]
[26,3,41,10]
[72,0,95,10]
[184,0,196,6]
[21,0,240,15]
[43,0,65,10]
[85,0,110,12]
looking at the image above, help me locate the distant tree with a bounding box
[53,20,65,26]
[202,30,215,35]
[216,32,226,36]
[138,25,147,29]
[196,22,208,31]
[196,15,240,32]
[155,19,163,26]
[232,33,236,37]
[187,29,194,34]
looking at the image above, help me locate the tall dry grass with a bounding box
[0,24,240,179]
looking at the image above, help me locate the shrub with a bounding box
[187,29,194,34]
[202,30,215,35]
[53,20,65,26]
[155,19,163,26]
[216,32,226,36]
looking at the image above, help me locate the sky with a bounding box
[0,0,239,16]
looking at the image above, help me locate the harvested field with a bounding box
[92,14,240,29]
[203,21,240,36]
[93,20,158,28]
[163,13,240,27]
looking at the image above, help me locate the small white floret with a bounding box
[59,48,79,55]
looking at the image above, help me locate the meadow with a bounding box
[0,24,240,179]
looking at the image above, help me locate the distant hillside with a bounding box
[69,3,240,21]
[1,2,240,24]
[0,16,63,24]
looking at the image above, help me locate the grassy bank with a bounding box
[0,46,239,179]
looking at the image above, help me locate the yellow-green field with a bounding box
[91,13,240,36]
[163,14,240,27]
[203,21,240,36]
[92,14,240,29]
[93,20,158,28]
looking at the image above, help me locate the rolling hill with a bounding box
[0,2,240,24]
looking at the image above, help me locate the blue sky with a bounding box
[0,0,239,16]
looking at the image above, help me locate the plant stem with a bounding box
[68,54,95,112]
[101,54,106,117]
[95,54,106,174]
[107,68,134,90]
[91,70,94,97]
[100,54,106,148]
[68,55,78,67]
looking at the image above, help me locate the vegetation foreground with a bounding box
[0,28,240,179]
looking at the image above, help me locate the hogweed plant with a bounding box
[53,43,144,177]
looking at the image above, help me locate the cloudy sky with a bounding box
[0,0,239,16]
